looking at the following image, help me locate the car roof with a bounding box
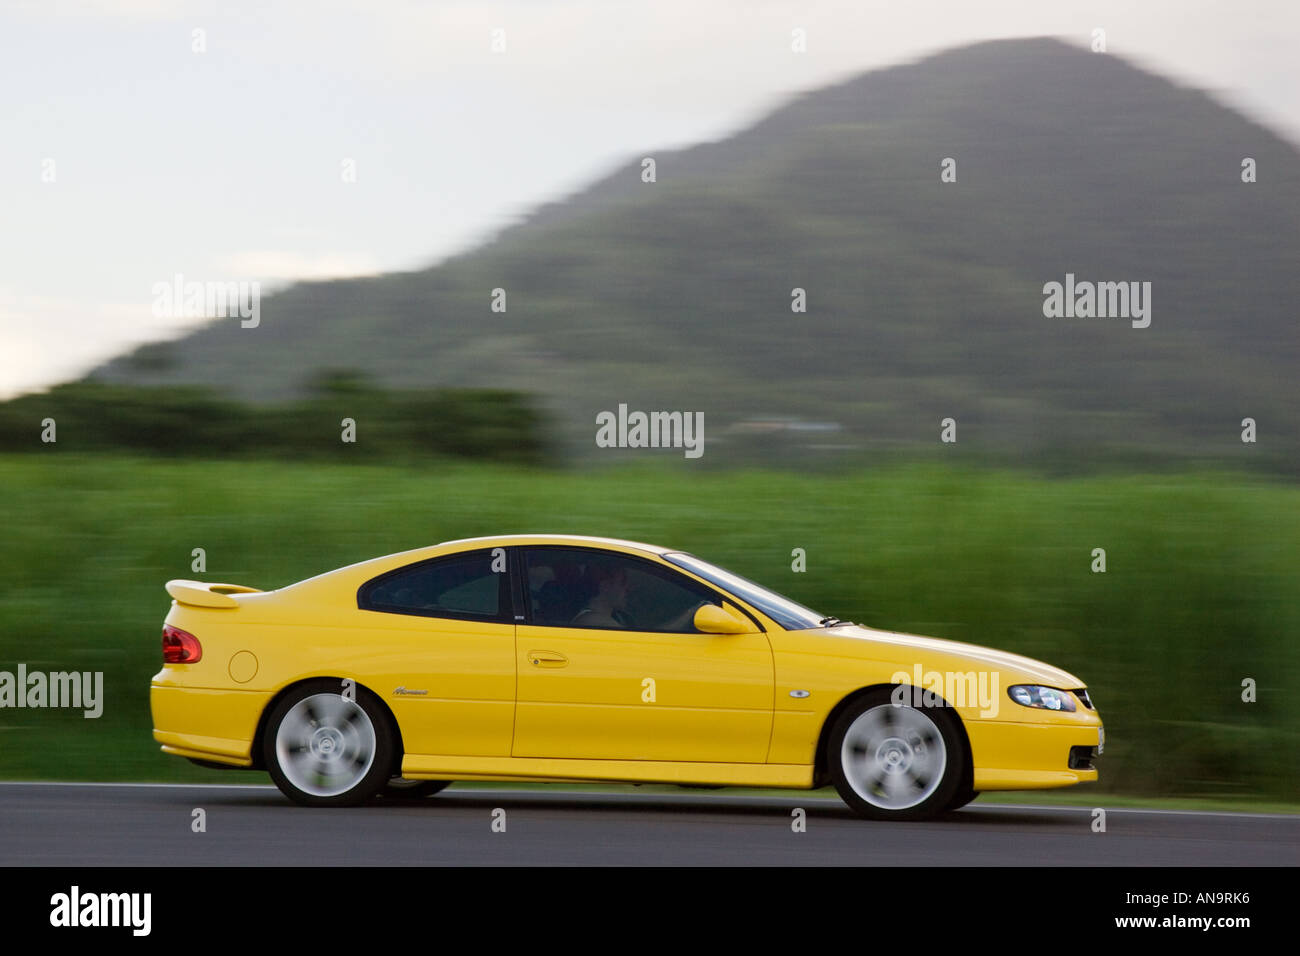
[278,534,683,597]
[436,534,674,556]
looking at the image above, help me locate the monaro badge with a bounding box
[393,686,429,696]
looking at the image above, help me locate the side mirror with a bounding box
[693,603,752,635]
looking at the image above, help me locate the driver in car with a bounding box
[572,562,712,631]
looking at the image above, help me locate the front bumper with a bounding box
[966,718,1104,791]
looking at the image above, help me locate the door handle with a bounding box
[527,650,568,667]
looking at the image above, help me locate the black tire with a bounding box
[263,679,395,807]
[383,779,452,800]
[945,787,979,812]
[827,688,966,821]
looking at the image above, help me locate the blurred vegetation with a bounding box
[0,375,549,465]
[0,455,1295,803]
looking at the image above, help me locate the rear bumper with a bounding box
[150,682,269,766]
[967,717,1103,791]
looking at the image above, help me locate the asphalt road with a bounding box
[1,783,1295,866]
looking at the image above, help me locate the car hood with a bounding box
[816,623,1086,688]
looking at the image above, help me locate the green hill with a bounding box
[87,38,1300,470]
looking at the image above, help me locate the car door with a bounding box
[512,546,774,763]
[354,547,516,757]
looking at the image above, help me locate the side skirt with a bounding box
[401,754,814,788]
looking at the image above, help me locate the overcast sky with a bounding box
[2,0,1296,397]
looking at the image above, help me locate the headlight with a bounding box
[1008,685,1076,712]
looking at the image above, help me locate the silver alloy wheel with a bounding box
[275,693,377,798]
[839,703,947,810]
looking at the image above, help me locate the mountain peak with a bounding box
[85,38,1300,471]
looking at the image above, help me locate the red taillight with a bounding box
[162,624,202,663]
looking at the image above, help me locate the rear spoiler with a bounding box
[165,579,262,609]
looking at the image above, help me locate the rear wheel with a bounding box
[264,680,394,807]
[828,690,965,821]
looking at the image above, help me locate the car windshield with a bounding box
[663,552,832,631]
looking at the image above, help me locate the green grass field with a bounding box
[1,454,1296,807]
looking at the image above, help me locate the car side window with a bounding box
[359,550,509,622]
[524,548,718,633]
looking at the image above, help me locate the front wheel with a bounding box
[264,680,395,807]
[945,787,979,812]
[383,779,452,800]
[828,690,966,821]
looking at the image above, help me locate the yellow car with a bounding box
[151,534,1102,820]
